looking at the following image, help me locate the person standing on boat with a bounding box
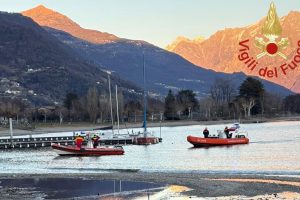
[75,134,84,149]
[224,126,230,138]
[92,135,100,148]
[203,127,209,138]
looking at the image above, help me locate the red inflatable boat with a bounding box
[187,135,249,147]
[51,143,124,156]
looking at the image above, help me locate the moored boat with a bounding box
[132,54,160,145]
[187,135,249,147]
[133,132,159,145]
[51,143,124,156]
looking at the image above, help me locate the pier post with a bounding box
[160,121,162,139]
[9,118,13,147]
[113,179,116,196]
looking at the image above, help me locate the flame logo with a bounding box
[255,2,289,59]
[262,2,282,38]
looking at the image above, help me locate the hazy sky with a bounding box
[1,0,299,47]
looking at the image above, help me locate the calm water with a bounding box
[0,178,163,199]
[0,121,300,175]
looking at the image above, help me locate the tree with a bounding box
[98,94,110,123]
[164,90,177,120]
[86,87,99,123]
[176,90,199,116]
[64,93,78,110]
[238,77,264,116]
[210,78,235,105]
[263,92,283,116]
[210,78,236,118]
[199,97,214,120]
[0,98,25,119]
[239,97,255,118]
[283,94,300,113]
[70,98,85,121]
[124,100,142,122]
[239,77,264,99]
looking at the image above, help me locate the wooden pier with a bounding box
[0,136,134,149]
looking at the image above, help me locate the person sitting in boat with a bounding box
[92,134,100,148]
[203,127,209,138]
[74,134,84,149]
[224,126,230,138]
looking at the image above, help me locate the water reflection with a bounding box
[0,178,164,199]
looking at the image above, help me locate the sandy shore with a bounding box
[0,172,300,199]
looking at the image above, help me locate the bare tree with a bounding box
[0,99,25,120]
[199,97,214,120]
[239,97,255,118]
[99,94,110,123]
[86,87,99,123]
[210,78,236,118]
[211,78,235,105]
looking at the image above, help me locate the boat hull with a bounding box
[51,143,124,156]
[187,135,249,147]
[134,137,159,145]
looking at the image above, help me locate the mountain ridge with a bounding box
[166,10,300,92]
[22,5,118,44]
[0,11,137,105]
[21,5,293,98]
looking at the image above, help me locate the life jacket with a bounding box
[75,136,84,145]
[92,136,100,142]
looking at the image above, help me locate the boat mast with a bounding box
[108,72,114,134]
[115,85,120,134]
[143,53,147,134]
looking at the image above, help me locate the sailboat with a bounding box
[133,54,159,145]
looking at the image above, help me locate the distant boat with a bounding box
[51,143,124,156]
[133,54,159,145]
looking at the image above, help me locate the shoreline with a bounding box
[0,115,300,137]
[0,172,300,198]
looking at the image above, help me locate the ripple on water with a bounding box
[0,121,299,174]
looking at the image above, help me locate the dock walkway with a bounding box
[0,136,133,149]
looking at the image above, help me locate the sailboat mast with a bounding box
[115,85,120,134]
[143,53,147,132]
[108,73,114,134]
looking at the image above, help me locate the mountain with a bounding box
[22,5,292,98]
[0,11,137,105]
[166,10,300,93]
[22,5,118,44]
[166,36,205,52]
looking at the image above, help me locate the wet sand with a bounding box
[0,172,300,199]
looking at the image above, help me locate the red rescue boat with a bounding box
[51,143,124,156]
[187,135,249,147]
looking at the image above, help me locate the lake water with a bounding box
[0,178,164,199]
[0,121,300,176]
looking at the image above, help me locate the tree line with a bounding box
[164,77,299,120]
[0,77,300,125]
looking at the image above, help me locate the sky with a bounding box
[1,0,299,47]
